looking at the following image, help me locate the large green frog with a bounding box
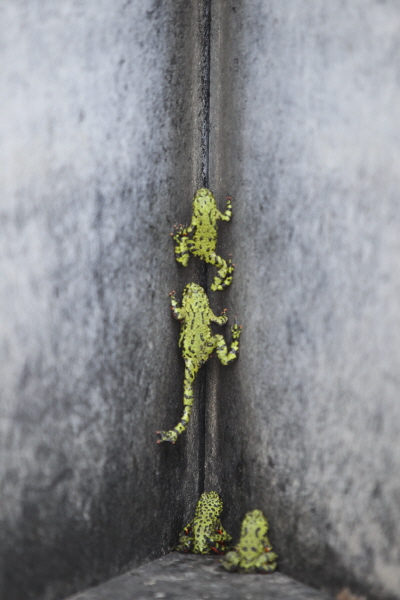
[176,491,232,554]
[157,283,241,444]
[172,188,234,291]
[221,510,278,573]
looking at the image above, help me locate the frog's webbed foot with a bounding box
[171,223,187,238]
[210,255,235,291]
[157,400,193,444]
[156,430,178,444]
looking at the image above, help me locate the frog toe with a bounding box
[156,430,178,444]
[231,323,242,339]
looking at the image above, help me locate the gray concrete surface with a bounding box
[0,2,210,599]
[206,2,400,600]
[2,2,400,600]
[66,553,333,600]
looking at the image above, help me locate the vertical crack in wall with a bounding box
[196,0,212,495]
[200,0,211,188]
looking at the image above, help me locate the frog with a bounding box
[176,491,232,554]
[156,282,241,444]
[172,188,234,291]
[221,509,278,573]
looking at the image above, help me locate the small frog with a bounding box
[157,283,241,443]
[172,188,234,291]
[221,510,278,573]
[176,491,232,554]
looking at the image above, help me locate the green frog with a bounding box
[172,188,234,291]
[221,510,278,573]
[176,491,232,554]
[157,283,241,444]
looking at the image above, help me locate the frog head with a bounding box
[195,491,223,518]
[182,282,206,306]
[193,188,217,213]
[241,509,269,538]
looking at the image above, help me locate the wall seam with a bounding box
[197,0,212,495]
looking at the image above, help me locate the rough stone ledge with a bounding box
[66,552,333,600]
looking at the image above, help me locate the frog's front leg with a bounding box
[169,290,184,320]
[172,221,196,267]
[213,322,242,365]
[210,307,228,327]
[176,521,194,553]
[213,523,232,552]
[218,196,233,222]
[253,551,278,573]
[221,550,241,571]
[157,359,196,444]
[208,251,235,292]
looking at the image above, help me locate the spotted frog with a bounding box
[221,510,278,573]
[157,283,241,443]
[172,188,234,291]
[176,491,232,554]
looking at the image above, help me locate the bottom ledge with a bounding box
[66,552,332,600]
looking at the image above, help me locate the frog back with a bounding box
[237,510,269,559]
[180,284,214,363]
[192,189,220,246]
[192,492,223,554]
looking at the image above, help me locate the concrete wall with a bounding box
[0,2,209,599]
[2,2,400,600]
[207,2,400,600]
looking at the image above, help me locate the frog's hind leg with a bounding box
[254,552,278,573]
[209,252,235,292]
[157,362,195,444]
[213,324,242,365]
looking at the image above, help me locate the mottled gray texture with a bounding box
[206,2,400,600]
[0,2,209,599]
[2,2,400,600]
[66,552,333,600]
